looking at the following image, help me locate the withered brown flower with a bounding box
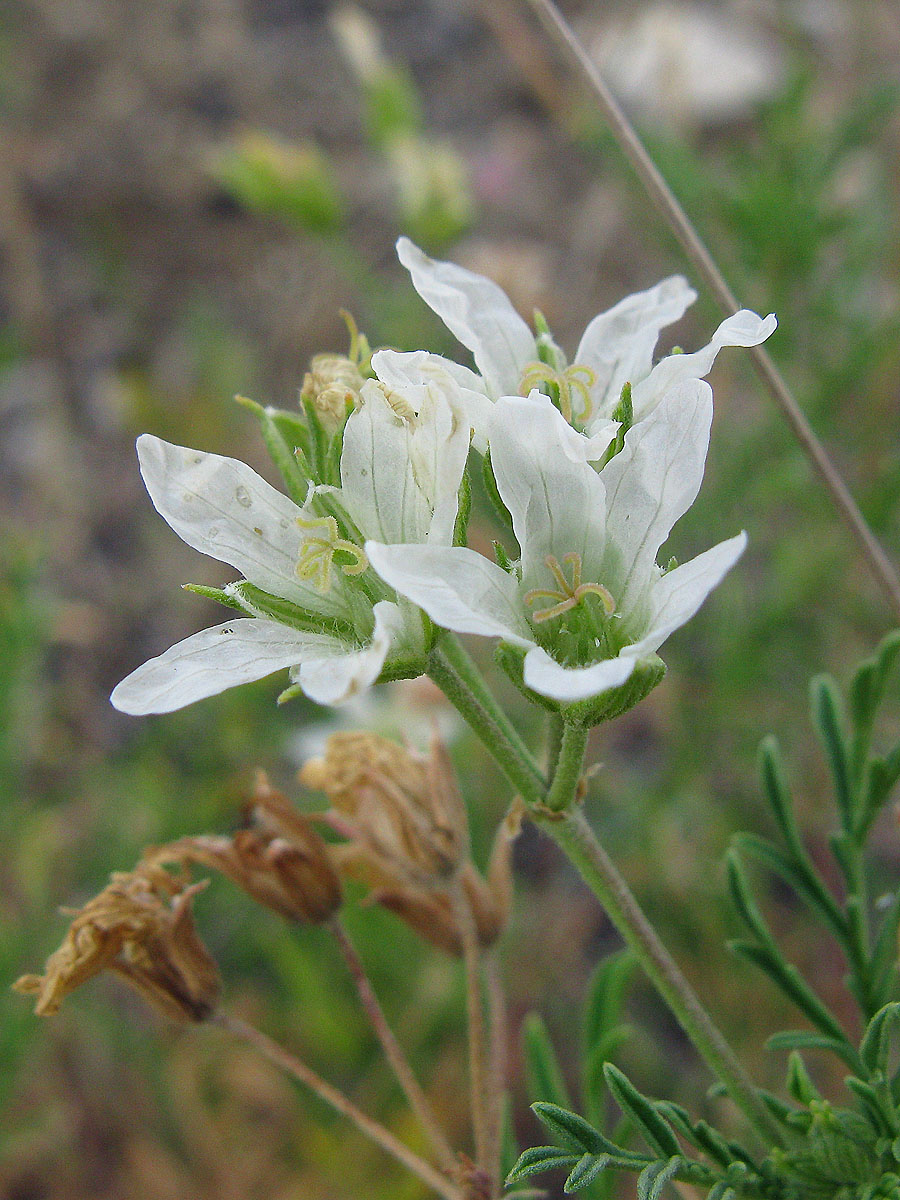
[14,863,220,1022]
[302,732,521,955]
[152,773,342,924]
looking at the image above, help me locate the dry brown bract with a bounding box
[152,773,342,924]
[301,732,521,955]
[14,863,220,1022]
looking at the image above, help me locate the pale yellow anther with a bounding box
[523,552,615,623]
[296,513,368,592]
[518,362,598,426]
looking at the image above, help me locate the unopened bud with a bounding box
[301,353,364,432]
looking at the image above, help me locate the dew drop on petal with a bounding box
[235,486,252,508]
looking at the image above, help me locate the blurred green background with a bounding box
[2,1,900,1197]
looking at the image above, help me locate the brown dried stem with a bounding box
[211,1011,464,1200]
[520,0,900,622]
[450,879,492,1178]
[330,918,458,1175]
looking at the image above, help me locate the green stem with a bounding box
[427,637,546,806]
[543,723,589,812]
[545,712,565,776]
[535,807,785,1150]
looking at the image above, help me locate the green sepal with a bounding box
[603,1064,681,1159]
[276,683,304,705]
[534,309,565,371]
[301,395,331,481]
[236,395,311,506]
[523,1012,572,1109]
[482,448,514,531]
[495,643,665,727]
[493,541,518,576]
[182,583,246,612]
[611,381,633,430]
[453,467,471,547]
[224,580,357,640]
[375,653,429,685]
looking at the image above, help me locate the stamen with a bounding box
[296,513,368,592]
[518,362,598,426]
[523,552,615,623]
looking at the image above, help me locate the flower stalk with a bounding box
[330,917,458,1175]
[212,1011,464,1200]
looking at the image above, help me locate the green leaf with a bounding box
[530,1103,639,1160]
[860,1002,900,1073]
[860,748,900,836]
[505,1146,579,1184]
[727,940,856,1056]
[786,1051,823,1105]
[705,1182,737,1200]
[811,675,854,833]
[766,1030,861,1072]
[636,1157,682,1200]
[603,1065,681,1159]
[732,832,845,939]
[564,1153,611,1193]
[523,1013,573,1109]
[725,850,772,944]
[850,630,900,778]
[870,891,900,1004]
[583,950,636,1053]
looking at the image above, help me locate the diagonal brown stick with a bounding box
[517,0,900,622]
[211,1011,464,1200]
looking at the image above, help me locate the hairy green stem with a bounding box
[427,638,546,805]
[543,723,589,812]
[535,808,785,1150]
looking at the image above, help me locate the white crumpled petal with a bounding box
[631,309,777,420]
[599,380,713,619]
[488,394,609,592]
[110,618,339,714]
[397,237,535,398]
[626,531,747,658]
[522,644,637,702]
[365,542,532,644]
[575,275,697,420]
[136,436,351,621]
[293,600,405,705]
[372,348,494,452]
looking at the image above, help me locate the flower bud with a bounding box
[300,353,364,432]
[14,865,220,1023]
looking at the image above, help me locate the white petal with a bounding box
[632,309,777,420]
[522,644,636,702]
[396,237,535,398]
[366,542,532,644]
[110,619,336,714]
[295,601,404,705]
[575,275,697,418]
[489,394,609,592]
[340,382,434,545]
[599,379,713,618]
[136,436,351,620]
[626,531,747,657]
[372,348,494,453]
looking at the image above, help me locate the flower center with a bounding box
[296,513,368,592]
[523,553,615,623]
[518,362,597,426]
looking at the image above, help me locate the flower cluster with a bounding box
[111,240,775,718]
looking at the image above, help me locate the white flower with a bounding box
[366,380,745,704]
[111,377,471,714]
[396,237,776,439]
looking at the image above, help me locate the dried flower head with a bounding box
[300,353,364,432]
[302,732,521,955]
[300,732,469,882]
[14,864,220,1022]
[152,773,342,924]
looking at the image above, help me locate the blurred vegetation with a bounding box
[2,3,900,1199]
